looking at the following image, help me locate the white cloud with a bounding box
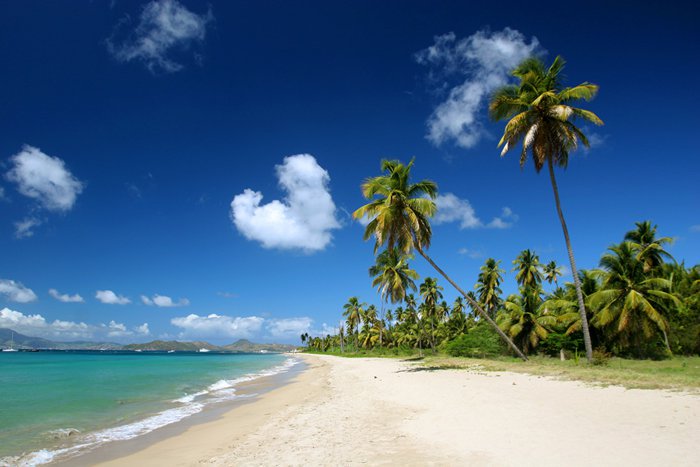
[486,207,519,229]
[689,225,700,233]
[141,294,190,307]
[266,317,313,339]
[433,193,483,228]
[457,247,484,259]
[416,28,541,149]
[5,145,84,212]
[95,290,131,305]
[0,279,38,303]
[107,0,213,73]
[14,217,43,239]
[433,194,517,230]
[0,307,144,342]
[230,154,341,252]
[171,313,264,339]
[49,288,85,303]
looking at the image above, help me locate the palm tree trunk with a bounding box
[547,157,593,363]
[416,246,528,361]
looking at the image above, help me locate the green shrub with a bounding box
[445,324,505,358]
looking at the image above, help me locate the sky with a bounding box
[0,0,698,344]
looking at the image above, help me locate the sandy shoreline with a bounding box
[67,353,699,466]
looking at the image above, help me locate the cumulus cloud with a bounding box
[5,145,84,212]
[230,154,341,252]
[0,279,38,303]
[95,290,131,305]
[171,313,264,339]
[266,317,313,339]
[14,217,43,239]
[141,294,190,307]
[107,0,213,73]
[416,28,541,149]
[486,207,519,229]
[0,307,147,342]
[433,193,517,229]
[49,288,85,303]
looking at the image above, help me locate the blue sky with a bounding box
[0,0,697,344]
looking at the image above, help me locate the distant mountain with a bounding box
[223,339,296,353]
[123,340,222,351]
[0,328,295,352]
[0,328,121,350]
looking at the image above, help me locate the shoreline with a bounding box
[48,354,308,467]
[51,354,700,466]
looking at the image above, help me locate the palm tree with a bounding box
[624,221,674,274]
[342,297,364,350]
[475,258,505,317]
[498,287,556,354]
[490,56,603,362]
[354,159,528,360]
[513,249,544,288]
[420,277,443,353]
[542,260,563,287]
[588,242,680,355]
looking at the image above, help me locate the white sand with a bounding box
[98,354,700,466]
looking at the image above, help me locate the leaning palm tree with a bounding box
[342,297,363,350]
[490,56,603,362]
[475,258,505,317]
[353,158,528,360]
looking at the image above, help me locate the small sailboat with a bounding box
[3,331,18,352]
[167,350,175,353]
[198,348,210,353]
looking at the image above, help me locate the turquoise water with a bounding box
[0,351,296,464]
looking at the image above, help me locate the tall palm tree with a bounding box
[369,248,419,303]
[624,221,674,274]
[498,287,556,354]
[420,277,443,353]
[354,159,528,360]
[513,249,544,288]
[490,56,603,362]
[342,297,364,350]
[542,260,563,287]
[475,258,505,317]
[588,242,680,354]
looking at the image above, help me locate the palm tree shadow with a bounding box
[398,364,462,373]
[401,356,425,362]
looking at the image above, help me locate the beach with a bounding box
[79,353,700,466]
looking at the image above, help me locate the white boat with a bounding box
[167,350,175,353]
[134,349,143,352]
[3,332,18,352]
[198,348,211,353]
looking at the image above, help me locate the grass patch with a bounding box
[421,355,700,393]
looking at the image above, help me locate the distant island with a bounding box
[0,328,296,353]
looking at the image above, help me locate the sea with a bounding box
[0,351,300,466]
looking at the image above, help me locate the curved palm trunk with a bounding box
[547,158,593,363]
[416,246,528,361]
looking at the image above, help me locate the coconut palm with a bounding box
[490,56,603,362]
[624,221,674,274]
[513,249,544,288]
[543,260,563,287]
[354,158,528,360]
[475,258,505,317]
[342,297,364,350]
[498,287,556,354]
[420,277,443,352]
[588,242,680,354]
[369,248,419,303]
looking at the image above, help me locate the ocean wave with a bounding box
[6,356,300,466]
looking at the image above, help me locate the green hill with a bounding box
[0,328,121,350]
[122,340,223,351]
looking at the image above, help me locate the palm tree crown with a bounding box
[369,248,419,304]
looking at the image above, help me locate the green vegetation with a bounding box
[302,56,699,390]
